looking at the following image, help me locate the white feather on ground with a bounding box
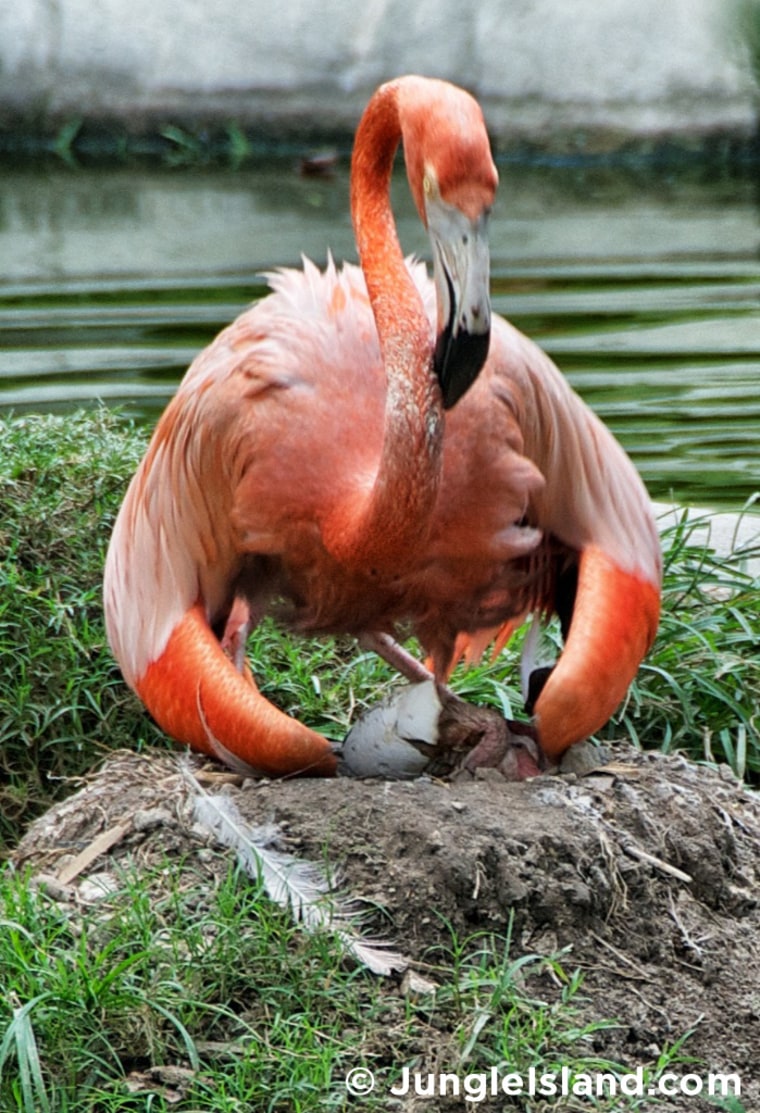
[184,765,409,976]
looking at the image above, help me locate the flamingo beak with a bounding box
[427,203,491,408]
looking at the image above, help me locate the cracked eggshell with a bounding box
[342,680,442,778]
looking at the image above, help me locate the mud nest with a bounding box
[12,743,760,1109]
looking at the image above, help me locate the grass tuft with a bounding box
[611,509,759,779]
[0,411,161,850]
[0,864,688,1111]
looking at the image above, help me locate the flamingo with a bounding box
[103,75,661,779]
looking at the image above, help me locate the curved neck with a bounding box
[324,82,443,571]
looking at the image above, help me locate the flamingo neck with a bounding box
[324,81,443,571]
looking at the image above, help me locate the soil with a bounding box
[12,743,760,1112]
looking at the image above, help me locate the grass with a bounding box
[0,860,703,1112]
[0,408,756,1110]
[1,409,758,853]
[0,412,158,848]
[0,859,373,1110]
[615,507,760,779]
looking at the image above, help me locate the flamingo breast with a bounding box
[217,264,548,648]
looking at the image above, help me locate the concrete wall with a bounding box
[0,0,757,144]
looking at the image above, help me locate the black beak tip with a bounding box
[435,327,491,409]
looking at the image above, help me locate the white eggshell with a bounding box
[342,680,442,778]
[394,680,442,741]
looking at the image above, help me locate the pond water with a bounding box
[0,160,758,511]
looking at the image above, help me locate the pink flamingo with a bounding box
[104,76,661,778]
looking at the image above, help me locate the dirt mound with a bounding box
[13,744,760,1109]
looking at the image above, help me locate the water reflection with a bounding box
[0,161,758,509]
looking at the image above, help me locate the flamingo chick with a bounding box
[104,75,661,779]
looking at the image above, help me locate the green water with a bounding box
[0,162,758,510]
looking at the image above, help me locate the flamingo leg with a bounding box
[358,632,435,684]
[220,595,255,674]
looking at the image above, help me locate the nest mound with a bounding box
[13,745,760,1109]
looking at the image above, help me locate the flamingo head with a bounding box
[399,78,499,408]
